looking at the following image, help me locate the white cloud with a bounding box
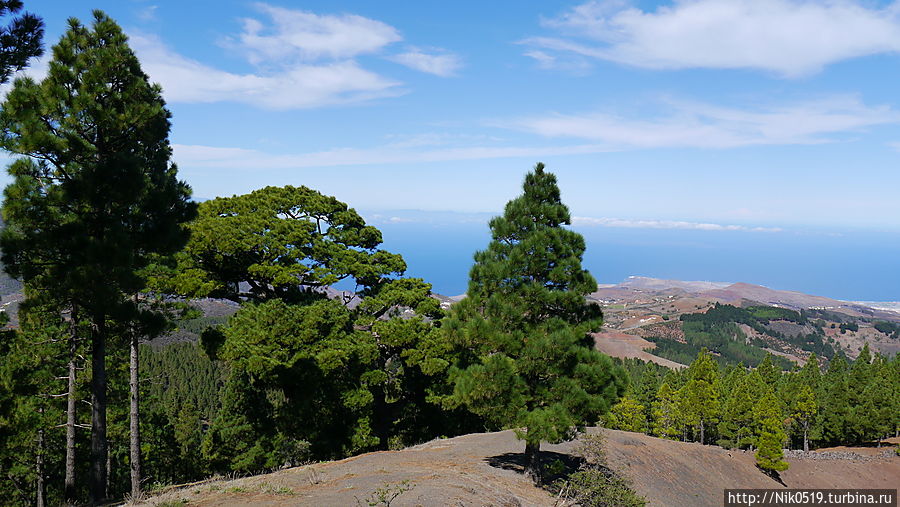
[505,96,899,148]
[172,142,614,170]
[130,33,402,109]
[389,48,462,76]
[123,4,460,109]
[231,4,401,63]
[572,216,783,232]
[527,0,900,77]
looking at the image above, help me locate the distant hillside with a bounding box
[592,277,900,363]
[618,275,732,293]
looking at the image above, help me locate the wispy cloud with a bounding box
[131,33,402,109]
[227,3,401,63]
[389,48,463,76]
[172,142,614,170]
[127,3,459,110]
[572,216,783,232]
[525,0,900,77]
[503,95,899,148]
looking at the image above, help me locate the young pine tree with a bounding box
[680,349,720,445]
[754,390,789,475]
[651,382,682,440]
[443,163,625,484]
[605,395,647,433]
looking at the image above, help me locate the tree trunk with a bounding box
[36,407,45,507]
[699,419,705,445]
[372,384,390,451]
[130,329,142,500]
[803,423,809,453]
[90,316,108,505]
[106,447,112,501]
[524,441,542,485]
[64,306,78,504]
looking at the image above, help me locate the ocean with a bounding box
[373,219,900,302]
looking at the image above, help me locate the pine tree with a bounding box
[605,395,647,433]
[791,383,817,452]
[443,163,625,484]
[180,186,442,466]
[756,353,780,387]
[861,355,894,447]
[847,343,874,443]
[0,11,195,502]
[719,370,765,449]
[651,382,682,440]
[680,349,720,444]
[818,355,850,446]
[754,390,789,474]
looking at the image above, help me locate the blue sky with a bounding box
[7,1,900,297]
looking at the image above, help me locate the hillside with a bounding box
[138,428,900,507]
[591,277,900,363]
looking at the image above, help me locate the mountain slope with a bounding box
[138,429,899,507]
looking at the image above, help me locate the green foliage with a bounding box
[679,349,720,444]
[839,322,858,334]
[440,163,625,475]
[718,370,765,449]
[605,395,647,433]
[0,11,195,502]
[0,0,44,84]
[169,185,403,303]
[661,303,831,366]
[623,342,898,456]
[872,321,900,339]
[650,381,684,440]
[754,390,789,473]
[0,11,195,309]
[356,480,416,507]
[139,342,226,483]
[748,306,805,324]
[171,185,445,474]
[552,433,646,507]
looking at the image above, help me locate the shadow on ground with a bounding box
[485,450,585,485]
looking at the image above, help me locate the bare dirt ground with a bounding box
[137,429,900,507]
[593,331,686,369]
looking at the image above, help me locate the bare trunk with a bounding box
[36,407,45,507]
[699,419,705,445]
[524,441,542,485]
[803,422,809,453]
[130,329,142,500]
[64,306,78,504]
[106,447,111,500]
[90,316,107,505]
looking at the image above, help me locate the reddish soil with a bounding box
[593,331,686,369]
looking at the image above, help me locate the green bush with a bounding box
[552,433,646,507]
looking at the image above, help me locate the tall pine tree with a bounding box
[0,11,195,502]
[442,163,625,484]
